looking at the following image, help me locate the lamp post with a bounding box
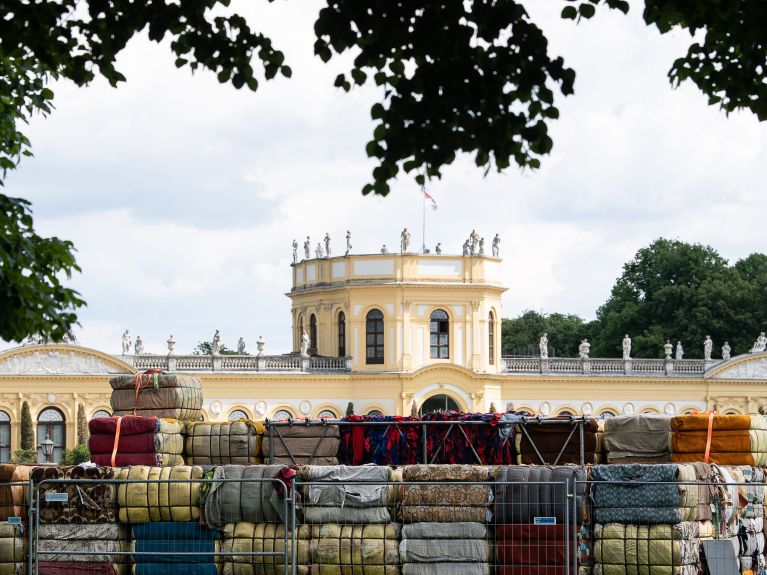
[40,434,54,463]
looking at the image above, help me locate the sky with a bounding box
[4,2,766,356]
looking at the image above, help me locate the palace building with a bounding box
[1,250,766,462]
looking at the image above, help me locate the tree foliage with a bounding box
[20,401,33,451]
[502,310,591,357]
[62,443,90,466]
[192,341,237,355]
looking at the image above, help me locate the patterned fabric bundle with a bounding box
[184,421,264,465]
[203,465,288,530]
[0,465,31,521]
[400,522,490,575]
[219,522,308,575]
[306,523,401,574]
[89,416,185,467]
[0,523,26,575]
[38,562,117,575]
[593,521,715,575]
[130,522,218,575]
[515,417,598,465]
[33,465,116,523]
[670,414,767,466]
[37,523,128,575]
[399,465,494,523]
[338,415,421,465]
[603,415,672,463]
[299,465,393,524]
[110,373,203,421]
[589,465,699,525]
[262,421,340,465]
[421,411,514,464]
[496,524,575,575]
[495,466,586,524]
[115,466,202,522]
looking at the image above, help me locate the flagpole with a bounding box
[421,184,426,254]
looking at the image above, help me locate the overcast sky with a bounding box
[4,2,766,356]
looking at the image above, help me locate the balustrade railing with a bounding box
[128,354,350,372]
[501,356,710,375]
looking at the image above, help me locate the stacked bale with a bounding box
[184,421,264,465]
[399,465,493,575]
[603,414,673,463]
[262,420,340,465]
[110,373,202,421]
[219,522,306,575]
[725,467,765,575]
[115,466,202,522]
[590,464,714,575]
[0,522,26,575]
[33,465,116,523]
[0,465,31,522]
[130,522,218,575]
[308,523,400,574]
[515,417,599,465]
[37,524,129,575]
[89,416,184,467]
[671,414,767,466]
[494,466,585,575]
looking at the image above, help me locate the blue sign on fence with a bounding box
[44,492,68,503]
[534,516,557,525]
[6,517,21,525]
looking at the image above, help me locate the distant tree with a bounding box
[502,310,590,357]
[10,448,36,464]
[591,238,755,358]
[345,402,354,417]
[76,404,88,445]
[20,400,33,450]
[734,253,767,332]
[62,444,90,466]
[192,341,237,355]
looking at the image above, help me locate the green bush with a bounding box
[61,444,90,466]
[10,448,37,464]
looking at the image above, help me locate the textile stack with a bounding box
[603,414,672,463]
[515,417,599,465]
[262,420,340,465]
[185,421,264,465]
[0,465,31,521]
[37,524,128,575]
[89,416,184,467]
[130,522,219,575]
[494,466,586,575]
[590,464,714,575]
[115,466,202,522]
[728,466,765,575]
[219,522,305,575]
[0,522,26,575]
[399,465,493,575]
[307,523,401,574]
[420,412,514,464]
[109,373,203,420]
[670,414,767,466]
[32,464,116,523]
[338,415,420,465]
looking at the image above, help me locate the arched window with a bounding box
[338,312,346,357]
[228,409,249,421]
[488,311,495,364]
[430,309,449,359]
[318,409,338,419]
[419,394,459,415]
[366,309,385,364]
[598,410,616,419]
[92,410,111,419]
[309,314,317,355]
[0,411,10,463]
[37,407,66,463]
[272,409,294,420]
[366,409,384,417]
[558,410,574,416]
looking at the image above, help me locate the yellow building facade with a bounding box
[1,251,766,462]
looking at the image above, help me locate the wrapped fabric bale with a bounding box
[727,466,765,519]
[116,466,202,522]
[594,521,714,575]
[399,465,493,523]
[299,465,393,524]
[37,523,129,575]
[110,373,202,421]
[262,421,340,465]
[339,415,421,466]
[0,522,26,575]
[401,522,489,575]
[515,417,598,465]
[203,465,288,530]
[496,524,576,575]
[495,465,585,524]
[219,522,311,575]
[131,522,218,575]
[184,421,264,465]
[33,465,116,523]
[0,465,31,521]
[603,415,672,463]
[732,518,765,574]
[589,464,699,525]
[39,562,117,575]
[89,416,184,467]
[670,414,767,466]
[594,419,606,464]
[421,411,514,464]
[308,523,400,574]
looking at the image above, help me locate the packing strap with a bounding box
[133,368,163,415]
[692,409,718,463]
[111,416,123,467]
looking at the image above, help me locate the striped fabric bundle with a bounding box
[37,523,129,575]
[110,373,203,421]
[184,421,264,465]
[130,522,219,575]
[307,523,401,574]
[0,523,25,575]
[219,522,307,575]
[603,415,672,463]
[670,414,767,466]
[89,416,184,467]
[401,522,490,575]
[115,466,202,523]
[262,421,340,465]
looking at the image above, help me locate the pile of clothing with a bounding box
[515,417,599,465]
[130,522,218,575]
[116,465,202,523]
[0,522,25,575]
[421,411,513,464]
[603,414,673,463]
[0,465,30,521]
[110,372,203,421]
[723,466,766,575]
[338,415,420,465]
[185,421,264,465]
[262,420,340,465]
[33,464,116,523]
[219,522,302,575]
[89,416,184,467]
[37,524,128,575]
[671,414,767,466]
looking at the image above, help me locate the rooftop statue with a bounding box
[462,239,470,256]
[300,329,310,357]
[579,339,590,360]
[134,336,144,355]
[664,339,672,360]
[380,244,388,254]
[304,236,311,260]
[167,334,175,355]
[492,234,500,257]
[212,330,221,355]
[722,341,732,361]
[435,243,442,254]
[703,335,713,360]
[121,330,131,355]
[752,332,767,353]
[622,334,631,360]
[401,228,410,253]
[292,239,298,264]
[479,237,485,256]
[345,230,352,256]
[539,333,549,359]
[315,242,323,259]
[324,233,331,257]
[237,337,246,354]
[676,341,684,360]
